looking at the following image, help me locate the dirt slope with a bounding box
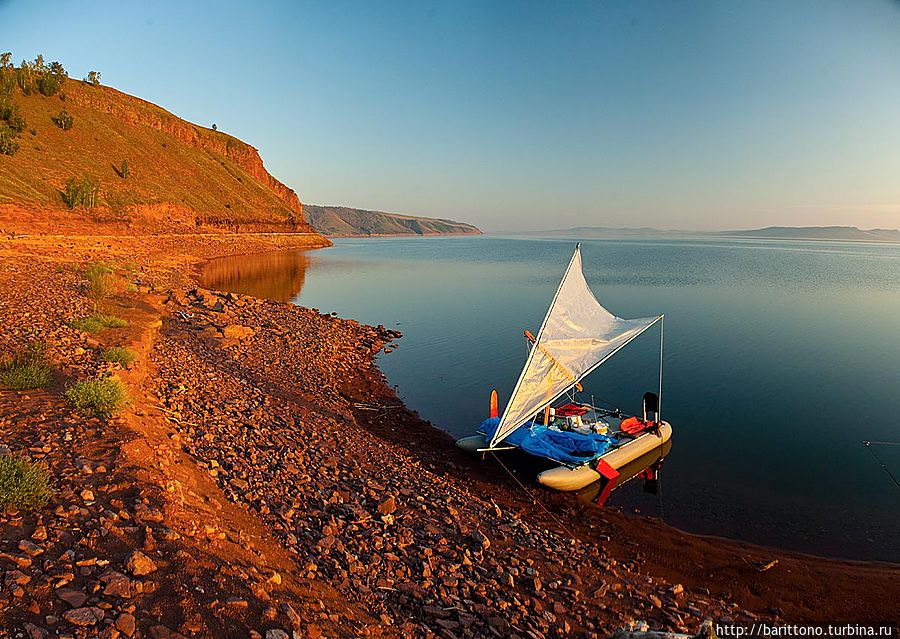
[0,75,315,235]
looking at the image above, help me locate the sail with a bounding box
[489,245,660,448]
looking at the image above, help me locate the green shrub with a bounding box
[102,346,136,366]
[52,108,73,131]
[69,313,127,333]
[63,176,100,208]
[0,128,19,155]
[65,377,128,417]
[0,340,53,390]
[119,159,129,179]
[84,262,118,307]
[0,456,51,510]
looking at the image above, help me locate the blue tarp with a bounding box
[478,417,616,466]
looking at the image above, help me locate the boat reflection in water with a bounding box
[201,249,310,302]
[576,438,673,507]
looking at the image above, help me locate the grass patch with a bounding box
[83,262,119,308]
[0,456,52,510]
[102,346,136,366]
[65,377,128,418]
[0,340,53,390]
[69,313,127,333]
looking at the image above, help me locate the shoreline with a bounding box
[1,232,897,636]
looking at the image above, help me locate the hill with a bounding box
[714,226,900,242]
[0,59,318,236]
[518,225,900,243]
[304,204,481,236]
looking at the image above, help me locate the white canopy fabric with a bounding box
[489,245,660,448]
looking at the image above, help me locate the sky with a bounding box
[3,0,900,232]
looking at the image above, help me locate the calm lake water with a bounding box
[203,236,900,562]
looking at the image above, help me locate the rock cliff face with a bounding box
[66,87,304,219]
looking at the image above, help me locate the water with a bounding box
[203,236,900,562]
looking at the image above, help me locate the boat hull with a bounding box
[537,422,672,491]
[455,435,488,454]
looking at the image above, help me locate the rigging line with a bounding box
[863,440,900,446]
[490,452,569,531]
[658,314,664,423]
[863,442,900,491]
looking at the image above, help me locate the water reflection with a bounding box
[201,250,310,302]
[577,439,673,506]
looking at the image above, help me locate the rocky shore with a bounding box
[1,232,897,638]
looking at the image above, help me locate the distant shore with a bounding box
[1,231,897,636]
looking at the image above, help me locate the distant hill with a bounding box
[0,59,319,236]
[304,205,482,237]
[714,226,900,242]
[518,225,900,243]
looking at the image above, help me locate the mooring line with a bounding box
[490,452,570,531]
[863,441,900,491]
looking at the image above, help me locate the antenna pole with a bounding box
[658,314,664,424]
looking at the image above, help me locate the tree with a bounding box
[64,177,100,208]
[52,109,73,130]
[120,159,129,179]
[85,71,101,87]
[212,123,217,131]
[0,53,11,69]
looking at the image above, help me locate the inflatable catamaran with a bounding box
[456,244,671,493]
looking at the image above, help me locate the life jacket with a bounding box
[619,416,655,436]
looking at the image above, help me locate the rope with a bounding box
[863,441,900,492]
[490,452,569,531]
[658,315,664,422]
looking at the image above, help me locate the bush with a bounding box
[65,377,128,418]
[0,340,53,390]
[0,456,51,510]
[102,346,136,366]
[52,108,73,131]
[63,176,100,208]
[119,159,129,179]
[84,262,118,308]
[0,98,25,156]
[0,128,19,155]
[69,313,127,333]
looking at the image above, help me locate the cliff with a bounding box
[0,73,318,236]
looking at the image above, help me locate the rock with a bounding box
[116,613,136,637]
[100,570,132,598]
[18,539,44,556]
[265,631,289,639]
[149,626,189,639]
[125,550,157,576]
[222,324,255,340]
[377,497,396,515]
[55,587,88,608]
[63,607,105,626]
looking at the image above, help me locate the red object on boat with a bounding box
[555,403,589,417]
[620,416,655,435]
[490,389,499,419]
[593,459,620,506]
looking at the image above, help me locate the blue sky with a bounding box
[3,0,900,231]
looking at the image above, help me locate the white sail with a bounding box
[489,245,660,448]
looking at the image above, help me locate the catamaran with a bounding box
[456,243,672,493]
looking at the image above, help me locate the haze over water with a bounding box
[205,236,900,562]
